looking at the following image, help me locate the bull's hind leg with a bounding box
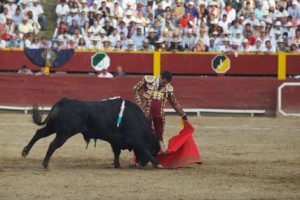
[22,124,55,157]
[111,144,121,168]
[42,135,69,169]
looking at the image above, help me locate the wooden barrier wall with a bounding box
[0,49,300,76]
[0,74,300,115]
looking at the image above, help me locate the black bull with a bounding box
[22,98,161,169]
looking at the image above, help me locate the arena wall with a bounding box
[0,50,300,116]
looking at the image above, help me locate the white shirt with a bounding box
[97,72,113,78]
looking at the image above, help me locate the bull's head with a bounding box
[136,133,160,167]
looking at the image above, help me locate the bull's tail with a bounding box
[32,98,67,126]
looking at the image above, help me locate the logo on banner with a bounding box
[91,53,110,71]
[212,55,230,74]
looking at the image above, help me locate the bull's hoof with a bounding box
[21,147,28,157]
[114,163,121,168]
[154,164,164,169]
[42,161,49,169]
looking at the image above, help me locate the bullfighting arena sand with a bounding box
[0,113,299,200]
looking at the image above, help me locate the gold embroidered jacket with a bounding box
[133,75,185,117]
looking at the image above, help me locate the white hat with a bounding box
[99,29,106,34]
[242,38,249,43]
[127,39,134,45]
[33,0,39,3]
[102,37,111,43]
[210,2,217,6]
[87,28,93,33]
[162,28,169,33]
[149,28,156,33]
[155,38,164,43]
[212,31,218,35]
[81,0,87,3]
[224,30,230,35]
[275,21,282,26]
[275,30,281,35]
[277,38,284,43]
[187,28,193,33]
[188,21,194,26]
[276,12,283,18]
[223,37,230,42]
[172,38,180,43]
[70,8,78,13]
[256,38,262,43]
[6,15,13,20]
[91,36,101,41]
[93,1,98,4]
[265,18,272,24]
[125,10,132,15]
[285,21,293,27]
[232,39,239,46]
[21,0,27,4]
[188,1,194,5]
[292,0,298,5]
[254,22,262,27]
[236,30,241,34]
[210,19,218,24]
[143,38,149,43]
[57,36,64,42]
[263,11,269,16]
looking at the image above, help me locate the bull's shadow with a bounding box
[21,98,161,169]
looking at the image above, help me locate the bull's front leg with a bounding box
[111,144,121,168]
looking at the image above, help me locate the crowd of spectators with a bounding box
[1,0,300,53]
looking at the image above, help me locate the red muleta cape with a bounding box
[156,120,203,169]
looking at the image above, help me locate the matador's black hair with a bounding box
[161,71,172,82]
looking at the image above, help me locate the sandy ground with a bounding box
[0,113,299,200]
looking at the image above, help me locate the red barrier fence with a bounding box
[1,49,300,76]
[0,74,300,116]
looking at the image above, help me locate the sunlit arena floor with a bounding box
[0,114,299,200]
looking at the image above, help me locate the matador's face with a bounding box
[160,78,170,87]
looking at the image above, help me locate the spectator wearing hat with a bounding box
[29,0,46,30]
[101,36,112,50]
[55,0,70,25]
[231,29,243,45]
[195,28,209,46]
[208,1,220,21]
[4,15,15,36]
[252,22,263,38]
[147,28,159,45]
[83,27,94,46]
[154,38,167,51]
[77,0,89,18]
[66,36,77,49]
[66,8,80,26]
[276,38,288,52]
[122,39,136,51]
[250,38,264,53]
[4,0,17,16]
[220,2,236,24]
[123,10,135,26]
[137,38,155,51]
[154,2,165,18]
[18,16,34,35]
[270,21,283,37]
[182,28,196,51]
[159,28,172,46]
[89,1,99,13]
[284,21,296,44]
[108,28,120,47]
[168,38,184,52]
[88,35,102,50]
[174,0,185,19]
[288,0,300,20]
[53,36,66,50]
[208,18,223,36]
[218,37,231,52]
[231,39,240,53]
[131,26,145,47]
[238,38,251,52]
[193,39,207,52]
[19,0,29,16]
[185,1,198,18]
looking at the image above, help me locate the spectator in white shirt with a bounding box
[55,0,70,25]
[97,69,113,78]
